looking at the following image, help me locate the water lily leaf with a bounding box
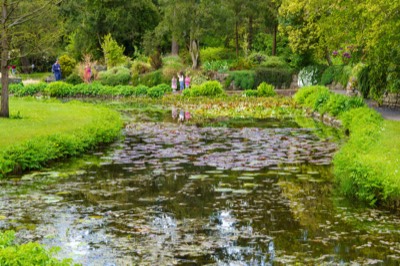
[189,174,209,180]
[214,188,233,193]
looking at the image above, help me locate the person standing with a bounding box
[185,74,191,89]
[52,60,62,81]
[171,76,177,92]
[84,64,92,83]
[178,71,184,91]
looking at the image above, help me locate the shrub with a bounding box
[242,89,259,97]
[139,70,167,87]
[200,47,235,62]
[254,67,292,89]
[0,230,74,265]
[150,51,163,70]
[44,82,74,97]
[357,65,371,98]
[225,71,255,90]
[248,52,268,64]
[162,56,184,81]
[183,81,225,97]
[298,65,327,87]
[320,65,342,85]
[202,60,229,73]
[152,83,171,94]
[116,85,136,96]
[101,33,127,68]
[260,56,289,69]
[228,58,254,70]
[147,86,165,98]
[133,85,149,96]
[8,83,24,95]
[131,60,152,76]
[98,66,131,86]
[58,54,76,79]
[257,82,276,97]
[11,82,48,96]
[65,73,83,85]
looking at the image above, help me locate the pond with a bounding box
[1,111,399,265]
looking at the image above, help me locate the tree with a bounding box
[1,0,62,118]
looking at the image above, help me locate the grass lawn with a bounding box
[18,72,52,81]
[0,97,110,148]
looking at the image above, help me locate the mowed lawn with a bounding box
[0,97,105,148]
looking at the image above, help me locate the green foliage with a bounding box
[152,83,172,94]
[248,52,268,65]
[161,56,184,81]
[133,85,149,96]
[149,51,163,70]
[225,71,255,90]
[202,60,229,73]
[298,65,327,86]
[44,82,74,97]
[228,58,254,70]
[100,33,127,69]
[13,83,47,96]
[242,90,259,97]
[357,65,371,98]
[200,47,235,62]
[183,81,225,97]
[0,99,122,178]
[98,66,131,86]
[254,67,293,89]
[147,87,165,98]
[257,82,277,97]
[58,55,76,78]
[65,73,83,85]
[0,231,74,266]
[260,56,290,69]
[131,60,151,76]
[139,70,167,87]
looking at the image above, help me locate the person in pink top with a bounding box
[185,74,191,89]
[171,76,177,92]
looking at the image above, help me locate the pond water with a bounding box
[1,114,400,265]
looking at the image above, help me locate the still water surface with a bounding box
[0,117,399,265]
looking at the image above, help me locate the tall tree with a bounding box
[1,0,62,118]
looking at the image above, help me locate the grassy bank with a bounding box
[294,86,400,206]
[0,97,122,178]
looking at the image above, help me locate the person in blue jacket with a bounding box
[52,60,62,81]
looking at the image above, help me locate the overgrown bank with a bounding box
[294,86,400,207]
[0,98,122,178]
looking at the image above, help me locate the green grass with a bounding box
[0,97,122,177]
[0,98,103,148]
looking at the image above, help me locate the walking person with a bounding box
[52,60,62,81]
[84,64,92,83]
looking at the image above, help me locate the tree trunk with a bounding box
[272,24,277,56]
[235,21,239,58]
[171,37,179,55]
[248,16,253,51]
[1,1,9,118]
[189,39,199,69]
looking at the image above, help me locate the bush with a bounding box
[242,89,259,97]
[152,83,171,94]
[202,60,229,73]
[150,51,163,70]
[357,65,371,98]
[254,67,293,89]
[147,86,165,98]
[183,81,225,97]
[131,60,151,76]
[116,85,136,96]
[200,47,235,62]
[65,73,83,85]
[260,56,289,69]
[58,54,76,79]
[10,82,48,96]
[225,71,255,90]
[162,56,184,81]
[139,70,168,87]
[0,231,74,266]
[298,65,327,87]
[248,52,268,64]
[228,58,254,70]
[101,33,127,68]
[44,82,74,97]
[257,82,276,97]
[98,66,131,86]
[133,85,149,96]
